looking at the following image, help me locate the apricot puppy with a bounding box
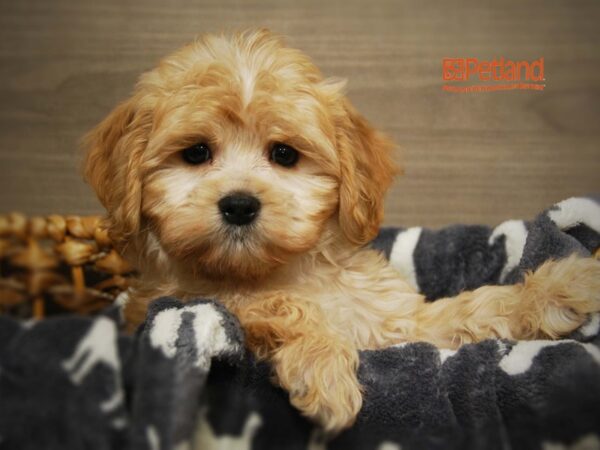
[83,29,600,432]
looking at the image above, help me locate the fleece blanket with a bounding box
[1,196,600,450]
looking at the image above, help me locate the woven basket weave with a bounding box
[0,213,133,318]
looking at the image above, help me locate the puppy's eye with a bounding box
[182,143,212,165]
[270,143,299,167]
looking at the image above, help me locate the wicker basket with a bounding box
[0,213,133,318]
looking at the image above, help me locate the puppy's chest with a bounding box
[305,287,400,347]
[156,276,397,352]
[211,279,396,348]
[178,251,415,348]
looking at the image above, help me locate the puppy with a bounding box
[83,29,600,432]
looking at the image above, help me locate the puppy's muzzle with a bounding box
[218,193,261,226]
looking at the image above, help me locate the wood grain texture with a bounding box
[0,0,599,228]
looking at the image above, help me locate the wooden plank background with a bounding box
[0,0,598,228]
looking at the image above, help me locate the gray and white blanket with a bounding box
[1,196,599,450]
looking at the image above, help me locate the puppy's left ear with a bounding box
[335,97,398,245]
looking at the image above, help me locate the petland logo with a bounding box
[442,57,545,92]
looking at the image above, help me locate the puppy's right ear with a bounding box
[82,97,149,246]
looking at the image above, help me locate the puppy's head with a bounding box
[84,29,397,281]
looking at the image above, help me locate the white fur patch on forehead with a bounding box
[238,61,256,107]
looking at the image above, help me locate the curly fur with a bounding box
[83,29,600,433]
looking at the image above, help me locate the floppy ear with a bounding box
[336,98,398,245]
[82,97,149,246]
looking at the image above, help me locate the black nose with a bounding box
[218,193,261,226]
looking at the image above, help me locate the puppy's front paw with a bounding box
[524,255,600,338]
[274,341,363,433]
[288,363,363,433]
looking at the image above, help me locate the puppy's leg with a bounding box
[234,293,362,433]
[412,255,600,348]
